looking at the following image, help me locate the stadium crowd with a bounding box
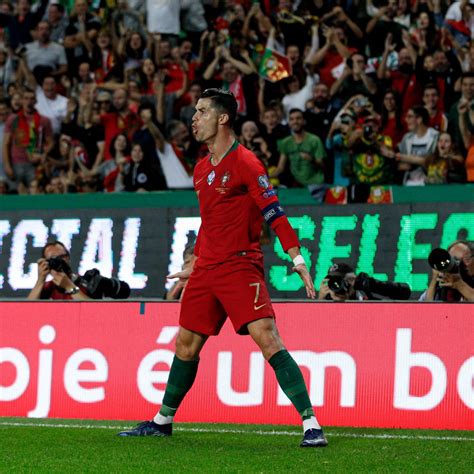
[0,0,473,201]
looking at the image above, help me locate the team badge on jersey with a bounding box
[207,170,216,185]
[215,171,231,194]
[221,171,231,186]
[258,175,270,189]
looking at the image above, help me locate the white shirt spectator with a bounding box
[35,86,68,135]
[146,0,181,35]
[399,127,439,186]
[156,143,194,188]
[282,74,318,121]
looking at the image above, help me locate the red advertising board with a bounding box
[0,302,473,430]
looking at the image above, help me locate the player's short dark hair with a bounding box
[200,88,237,127]
[42,241,70,258]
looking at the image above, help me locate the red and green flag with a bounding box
[258,48,292,82]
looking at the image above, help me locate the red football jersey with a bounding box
[193,141,299,267]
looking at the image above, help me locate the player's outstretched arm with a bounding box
[287,246,316,299]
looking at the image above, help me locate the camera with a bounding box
[47,257,71,274]
[354,272,411,300]
[327,271,411,300]
[327,275,351,295]
[363,124,374,140]
[428,248,460,274]
[79,269,131,299]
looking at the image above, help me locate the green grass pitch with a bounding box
[0,418,472,473]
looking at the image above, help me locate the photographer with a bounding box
[422,241,474,302]
[318,262,411,301]
[28,241,131,300]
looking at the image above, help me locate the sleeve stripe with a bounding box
[261,201,285,225]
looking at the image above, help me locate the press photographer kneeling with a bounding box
[318,263,411,301]
[422,241,474,302]
[28,241,131,300]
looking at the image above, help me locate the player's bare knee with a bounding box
[175,340,199,361]
[175,328,206,361]
[249,322,284,360]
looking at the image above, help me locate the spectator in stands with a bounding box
[457,96,474,182]
[4,0,49,49]
[32,74,68,136]
[146,0,181,40]
[202,44,257,120]
[118,30,150,73]
[348,114,396,187]
[45,3,68,44]
[179,82,202,131]
[111,0,147,41]
[396,106,440,185]
[432,48,462,112]
[91,28,121,84]
[96,132,131,192]
[377,34,422,116]
[303,82,337,143]
[326,110,356,186]
[132,101,167,189]
[258,103,291,186]
[155,119,195,189]
[24,21,67,78]
[123,141,165,192]
[0,99,9,180]
[63,0,101,76]
[3,87,53,193]
[100,87,140,161]
[379,89,405,149]
[448,72,474,154]
[423,83,448,132]
[330,53,377,104]
[281,72,317,122]
[424,132,466,184]
[239,120,271,169]
[45,133,71,180]
[366,0,405,57]
[0,47,14,95]
[270,108,327,201]
[305,25,353,89]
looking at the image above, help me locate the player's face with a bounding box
[192,98,219,143]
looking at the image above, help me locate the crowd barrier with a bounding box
[1,301,472,430]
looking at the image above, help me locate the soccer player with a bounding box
[119,89,328,447]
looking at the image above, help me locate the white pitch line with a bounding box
[0,422,472,442]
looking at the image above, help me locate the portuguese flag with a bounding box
[259,48,292,82]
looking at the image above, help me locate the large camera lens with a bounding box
[428,248,460,273]
[327,275,349,295]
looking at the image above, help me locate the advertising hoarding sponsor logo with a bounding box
[1,302,472,430]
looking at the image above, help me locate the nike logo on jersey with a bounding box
[254,303,267,311]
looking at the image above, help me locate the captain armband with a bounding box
[261,202,285,225]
